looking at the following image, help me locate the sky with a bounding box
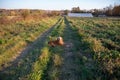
[0,0,120,10]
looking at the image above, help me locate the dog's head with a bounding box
[48,37,64,47]
[57,37,63,41]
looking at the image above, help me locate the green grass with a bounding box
[0,16,61,80]
[27,47,51,80]
[26,17,65,80]
[0,16,120,80]
[47,17,65,80]
[68,17,120,80]
[0,17,59,70]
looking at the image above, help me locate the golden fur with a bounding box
[48,37,64,47]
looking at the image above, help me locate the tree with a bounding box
[71,6,81,13]
[112,5,120,16]
[92,9,99,16]
[64,10,69,15]
[104,5,113,16]
[105,9,112,16]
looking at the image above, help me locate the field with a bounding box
[0,16,120,80]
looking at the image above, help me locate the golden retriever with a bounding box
[48,37,64,47]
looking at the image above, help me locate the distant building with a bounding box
[68,13,93,17]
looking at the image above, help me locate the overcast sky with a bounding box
[0,0,120,10]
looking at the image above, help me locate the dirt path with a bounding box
[59,17,80,80]
[59,17,95,80]
[0,19,61,80]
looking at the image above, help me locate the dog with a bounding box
[48,37,64,47]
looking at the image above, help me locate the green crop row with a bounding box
[68,17,120,80]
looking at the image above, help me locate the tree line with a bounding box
[64,5,120,17]
[92,5,120,16]
[0,4,120,17]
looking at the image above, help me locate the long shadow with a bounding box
[0,18,62,80]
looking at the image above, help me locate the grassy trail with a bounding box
[0,17,101,80]
[0,18,62,80]
[59,17,80,80]
[59,17,96,80]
